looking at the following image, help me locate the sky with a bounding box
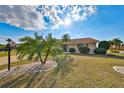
[0,5,124,44]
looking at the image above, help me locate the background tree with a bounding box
[98,41,111,50]
[109,40,114,47]
[112,38,123,51]
[6,38,12,48]
[61,33,70,52]
[62,33,70,43]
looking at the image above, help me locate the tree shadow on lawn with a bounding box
[0,72,44,88]
[24,72,45,88]
[0,73,30,88]
[69,53,124,60]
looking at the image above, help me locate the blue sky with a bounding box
[0,5,124,44]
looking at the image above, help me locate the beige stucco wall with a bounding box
[88,43,97,54]
[66,43,96,54]
[88,43,96,49]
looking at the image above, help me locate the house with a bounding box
[62,38,98,54]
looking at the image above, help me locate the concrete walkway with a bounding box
[113,66,124,74]
[0,55,19,65]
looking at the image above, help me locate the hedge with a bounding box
[94,48,106,54]
[79,47,90,54]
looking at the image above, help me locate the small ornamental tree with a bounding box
[98,41,111,50]
[17,32,61,65]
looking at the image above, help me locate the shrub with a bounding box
[94,48,106,54]
[98,41,111,50]
[69,48,75,53]
[79,47,90,54]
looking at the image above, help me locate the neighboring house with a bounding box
[62,38,98,54]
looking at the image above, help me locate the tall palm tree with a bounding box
[62,33,70,43]
[61,33,70,52]
[112,38,123,51]
[109,40,114,46]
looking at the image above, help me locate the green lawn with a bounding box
[0,59,35,71]
[107,50,124,57]
[0,50,16,57]
[0,54,124,88]
[0,55,53,71]
[0,52,8,57]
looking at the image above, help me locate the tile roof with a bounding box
[64,38,98,45]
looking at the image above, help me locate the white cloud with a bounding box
[0,36,9,40]
[0,5,45,30]
[37,5,97,30]
[0,5,97,31]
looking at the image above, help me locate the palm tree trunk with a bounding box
[38,55,45,70]
[39,56,44,64]
[118,44,121,51]
[115,45,116,51]
[43,48,51,64]
[38,52,44,64]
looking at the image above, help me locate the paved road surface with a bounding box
[0,55,19,65]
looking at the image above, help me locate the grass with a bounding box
[107,50,124,57]
[0,54,124,88]
[0,60,35,71]
[0,55,53,71]
[0,50,16,57]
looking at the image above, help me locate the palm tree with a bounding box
[43,33,62,63]
[17,32,45,64]
[109,40,114,46]
[17,32,62,65]
[112,38,123,51]
[61,33,70,52]
[62,33,70,43]
[50,54,73,88]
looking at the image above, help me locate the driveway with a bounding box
[0,55,19,65]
